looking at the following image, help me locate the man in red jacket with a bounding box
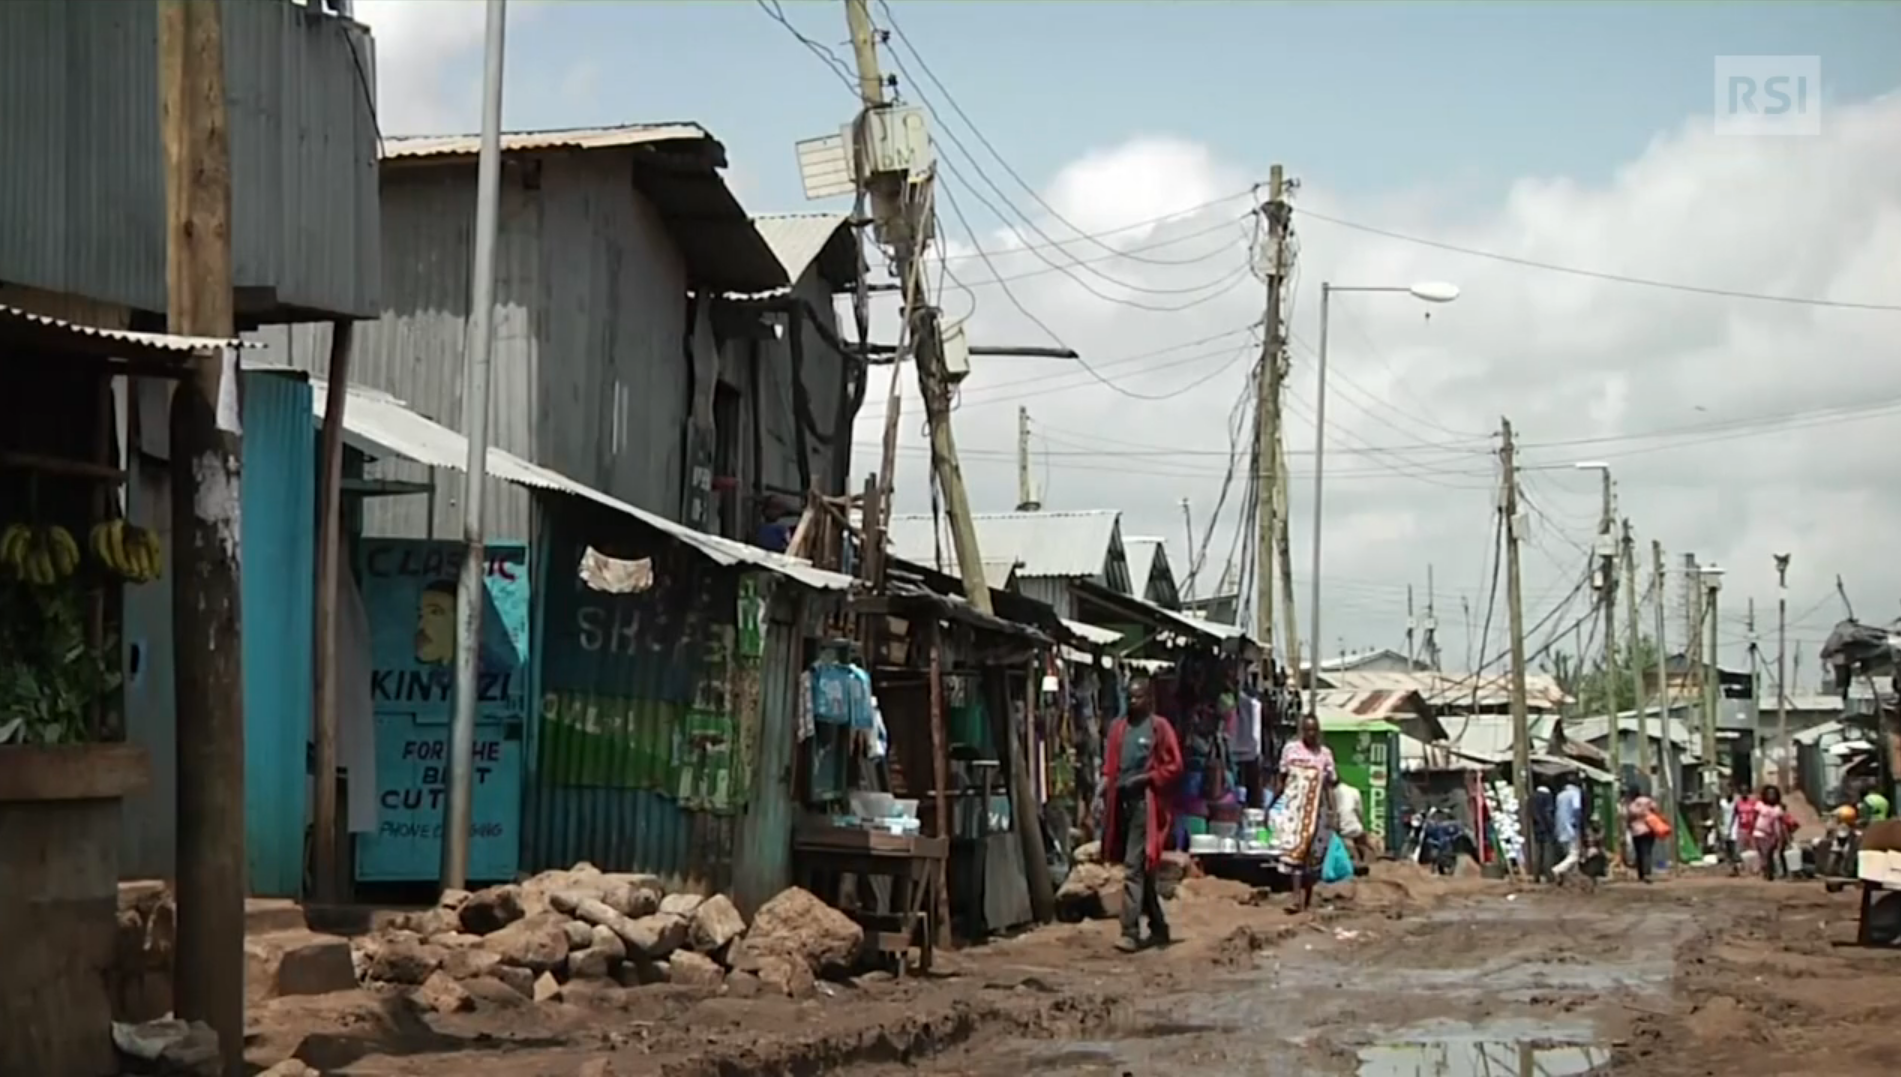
[1101,675,1185,952]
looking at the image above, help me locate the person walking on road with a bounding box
[1531,783,1558,882]
[1551,773,1586,883]
[1100,675,1184,953]
[1622,786,1660,883]
[1276,714,1338,914]
[1717,783,1742,875]
[1751,784,1792,881]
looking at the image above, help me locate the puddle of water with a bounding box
[1357,1041,1607,1077]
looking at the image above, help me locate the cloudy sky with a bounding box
[351,0,1901,690]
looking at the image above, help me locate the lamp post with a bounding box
[1307,280,1459,718]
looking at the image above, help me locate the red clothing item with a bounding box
[1101,714,1186,869]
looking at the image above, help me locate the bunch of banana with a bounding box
[90,519,164,584]
[1,524,81,585]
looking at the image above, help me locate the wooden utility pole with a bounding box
[1499,418,1533,870]
[1651,540,1675,860]
[1703,569,1723,798]
[1178,497,1195,602]
[1424,563,1441,670]
[160,2,245,1071]
[841,0,1053,921]
[1774,552,1791,788]
[312,322,353,903]
[1622,520,1648,791]
[1406,584,1416,665]
[1274,434,1301,680]
[1254,166,1290,666]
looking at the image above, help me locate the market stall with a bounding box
[0,307,235,1075]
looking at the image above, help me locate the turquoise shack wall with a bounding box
[240,370,317,898]
[523,506,758,894]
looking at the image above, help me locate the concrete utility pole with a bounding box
[1499,418,1534,870]
[442,0,509,893]
[1255,165,1291,668]
[1275,434,1301,681]
[842,0,1053,921]
[159,2,244,1070]
[1775,552,1791,787]
[1651,540,1675,861]
[1623,520,1648,792]
[1015,406,1039,511]
[1746,595,1760,784]
[1683,552,1701,765]
[1424,563,1441,670]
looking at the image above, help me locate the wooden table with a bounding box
[794,824,949,976]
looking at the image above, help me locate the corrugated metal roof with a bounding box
[1312,687,1426,721]
[290,374,853,591]
[750,213,855,289]
[381,123,714,160]
[1124,537,1162,597]
[1,304,255,358]
[1062,619,1124,647]
[887,510,1121,580]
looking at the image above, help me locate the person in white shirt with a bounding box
[1334,781,1374,864]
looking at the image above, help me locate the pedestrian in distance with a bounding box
[1751,784,1793,881]
[1276,713,1338,914]
[1622,785,1661,884]
[1531,783,1558,882]
[1718,781,1743,876]
[1550,773,1587,885]
[1099,675,1184,953]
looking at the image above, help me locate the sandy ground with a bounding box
[242,864,1901,1076]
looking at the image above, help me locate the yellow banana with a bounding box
[47,527,77,577]
[1,524,29,571]
[108,520,130,577]
[134,542,155,584]
[90,522,111,569]
[144,534,165,582]
[28,547,53,586]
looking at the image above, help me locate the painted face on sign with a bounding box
[415,582,457,665]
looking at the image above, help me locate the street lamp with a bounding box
[1306,280,1459,717]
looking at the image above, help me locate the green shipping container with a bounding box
[1321,717,1403,856]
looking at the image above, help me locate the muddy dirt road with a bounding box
[250,868,1901,1076]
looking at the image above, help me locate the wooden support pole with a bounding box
[311,321,354,903]
[926,621,951,948]
[160,2,245,1072]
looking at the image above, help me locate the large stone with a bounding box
[748,887,863,975]
[572,898,624,930]
[404,905,461,938]
[522,867,605,917]
[489,965,536,998]
[567,946,614,980]
[482,913,570,973]
[458,884,526,936]
[688,894,746,954]
[588,923,627,961]
[613,913,688,959]
[410,970,475,1015]
[432,931,485,951]
[754,953,816,999]
[668,950,724,989]
[533,971,562,1003]
[617,958,669,987]
[601,882,660,919]
[257,1060,322,1077]
[658,892,704,919]
[365,936,446,985]
[1054,862,1123,923]
[563,920,596,948]
[724,970,762,999]
[443,947,503,981]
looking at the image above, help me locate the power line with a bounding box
[1295,205,1901,313]
[752,0,860,94]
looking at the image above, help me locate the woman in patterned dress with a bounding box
[1275,713,1338,913]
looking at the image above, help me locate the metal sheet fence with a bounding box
[522,502,765,893]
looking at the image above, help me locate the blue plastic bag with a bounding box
[1320,833,1354,884]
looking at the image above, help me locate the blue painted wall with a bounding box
[240,371,317,898]
[351,538,529,883]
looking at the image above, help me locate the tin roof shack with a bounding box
[256,122,800,544]
[711,212,864,533]
[886,509,1134,622]
[0,1,380,323]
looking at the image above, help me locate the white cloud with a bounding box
[353,0,532,135]
[856,94,1901,677]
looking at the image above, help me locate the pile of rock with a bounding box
[351,864,865,1013]
[1053,843,1191,922]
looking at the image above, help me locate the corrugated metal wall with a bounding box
[255,151,702,541]
[1019,577,1075,620]
[0,0,379,320]
[732,589,803,915]
[523,507,750,893]
[240,371,318,897]
[743,271,852,500]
